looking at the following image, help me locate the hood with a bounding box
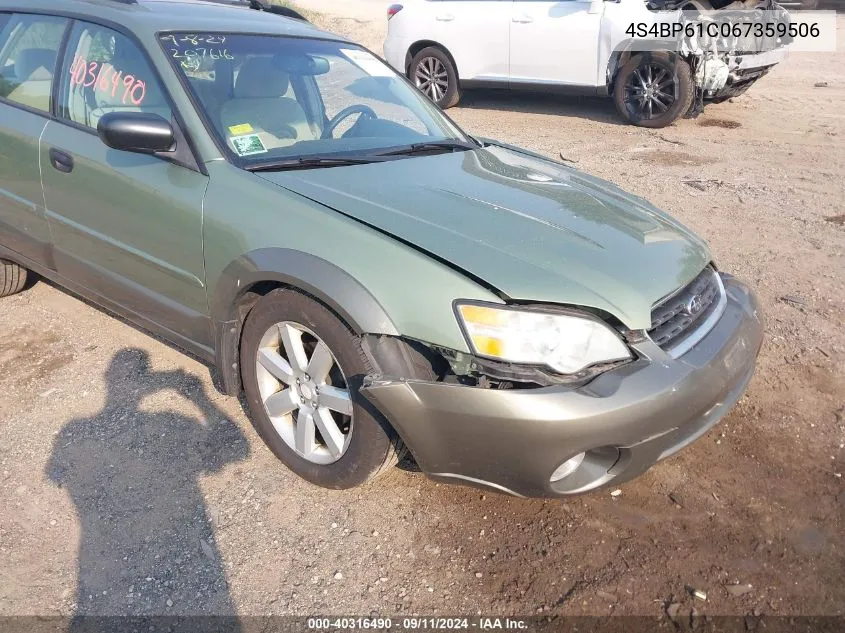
[258,144,710,329]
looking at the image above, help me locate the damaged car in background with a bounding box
[615,0,793,125]
[384,0,791,127]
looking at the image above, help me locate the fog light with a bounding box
[550,452,586,482]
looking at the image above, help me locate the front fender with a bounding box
[210,247,400,395]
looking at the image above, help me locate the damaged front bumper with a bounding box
[696,46,786,101]
[361,275,763,498]
[677,5,791,101]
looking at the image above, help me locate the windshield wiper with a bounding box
[375,140,479,157]
[246,141,478,171]
[246,155,386,172]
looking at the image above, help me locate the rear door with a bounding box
[429,0,511,83]
[509,0,604,87]
[0,13,68,267]
[40,20,212,349]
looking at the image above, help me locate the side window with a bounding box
[0,14,68,113]
[57,22,171,130]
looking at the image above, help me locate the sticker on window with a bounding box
[231,133,267,157]
[339,49,394,78]
[228,123,254,135]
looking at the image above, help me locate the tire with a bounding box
[613,52,694,128]
[0,259,27,297]
[240,289,404,489]
[409,46,461,109]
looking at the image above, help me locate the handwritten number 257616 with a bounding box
[170,48,235,62]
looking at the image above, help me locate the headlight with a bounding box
[456,303,631,374]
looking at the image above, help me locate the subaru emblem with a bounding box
[685,294,705,316]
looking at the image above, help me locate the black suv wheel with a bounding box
[613,52,694,128]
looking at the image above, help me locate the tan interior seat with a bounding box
[219,56,318,152]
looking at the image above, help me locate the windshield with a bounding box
[160,33,472,165]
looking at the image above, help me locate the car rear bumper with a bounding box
[361,275,763,498]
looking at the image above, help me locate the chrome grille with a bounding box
[649,266,723,351]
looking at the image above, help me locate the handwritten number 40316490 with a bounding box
[70,55,147,106]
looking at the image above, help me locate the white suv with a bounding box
[383,0,789,127]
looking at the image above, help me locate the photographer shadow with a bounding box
[46,348,249,631]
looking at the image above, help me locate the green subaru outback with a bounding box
[0,0,763,497]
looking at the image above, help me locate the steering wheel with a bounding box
[323,104,378,139]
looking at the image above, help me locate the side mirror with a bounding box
[97,112,175,155]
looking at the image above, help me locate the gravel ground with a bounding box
[0,4,843,624]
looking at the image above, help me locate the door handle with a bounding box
[436,14,454,21]
[49,148,74,174]
[512,15,534,23]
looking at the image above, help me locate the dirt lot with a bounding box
[0,4,843,625]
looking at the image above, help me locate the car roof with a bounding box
[0,0,347,42]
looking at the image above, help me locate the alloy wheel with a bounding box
[414,56,449,102]
[255,321,353,465]
[623,63,677,120]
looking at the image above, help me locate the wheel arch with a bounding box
[210,248,400,396]
[405,40,460,80]
[605,41,689,92]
